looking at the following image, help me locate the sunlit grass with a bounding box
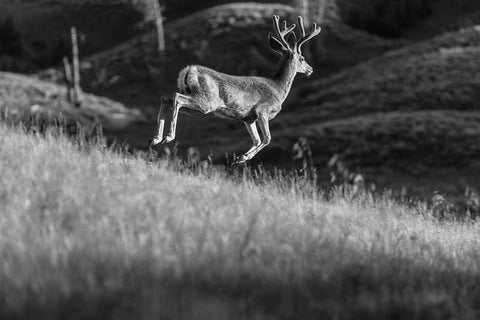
[0,123,479,319]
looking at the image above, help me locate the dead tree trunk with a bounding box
[150,0,167,86]
[300,0,310,25]
[151,0,166,55]
[70,26,82,107]
[63,57,73,102]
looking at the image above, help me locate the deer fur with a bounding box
[150,15,321,164]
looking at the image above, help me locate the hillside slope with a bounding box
[0,123,480,319]
[282,26,480,163]
[0,72,143,131]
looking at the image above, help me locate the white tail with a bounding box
[150,15,321,164]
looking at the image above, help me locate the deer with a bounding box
[149,15,321,164]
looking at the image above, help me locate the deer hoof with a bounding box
[150,137,162,146]
[161,136,174,144]
[234,155,249,164]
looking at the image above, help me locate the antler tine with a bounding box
[296,16,321,54]
[298,16,306,38]
[272,15,296,50]
[282,21,296,36]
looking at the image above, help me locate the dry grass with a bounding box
[1,122,480,319]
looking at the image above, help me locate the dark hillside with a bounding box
[295,26,480,127]
[338,0,480,40]
[0,0,146,71]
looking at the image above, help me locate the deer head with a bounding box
[268,15,321,76]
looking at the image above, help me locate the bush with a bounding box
[0,16,22,56]
[338,0,433,37]
[161,0,291,18]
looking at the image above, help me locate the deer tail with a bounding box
[177,66,195,94]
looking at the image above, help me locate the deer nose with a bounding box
[306,69,313,77]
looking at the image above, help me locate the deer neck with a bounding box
[273,55,297,100]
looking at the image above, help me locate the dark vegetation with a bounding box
[0,1,147,72]
[338,0,434,37]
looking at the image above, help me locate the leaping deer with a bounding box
[150,15,321,164]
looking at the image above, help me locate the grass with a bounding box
[1,122,480,319]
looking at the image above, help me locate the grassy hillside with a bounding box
[0,72,144,132]
[1,123,480,319]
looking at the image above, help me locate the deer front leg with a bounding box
[235,121,261,164]
[150,97,171,146]
[162,93,194,144]
[235,113,271,163]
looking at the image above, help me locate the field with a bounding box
[1,123,480,319]
[3,1,480,319]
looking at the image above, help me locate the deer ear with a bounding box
[285,31,297,50]
[268,33,286,54]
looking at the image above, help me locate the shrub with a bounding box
[0,16,22,57]
[338,0,433,37]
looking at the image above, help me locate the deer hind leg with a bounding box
[151,97,172,145]
[162,92,197,144]
[235,113,271,163]
[150,96,172,146]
